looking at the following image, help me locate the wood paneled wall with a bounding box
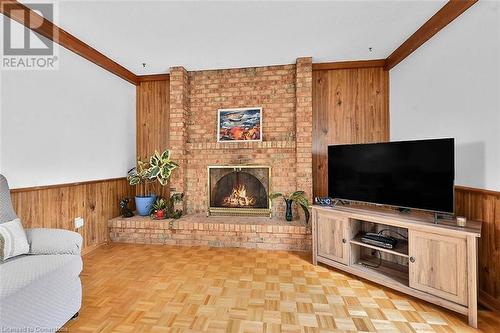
[136,79,170,160]
[10,178,134,254]
[136,79,170,197]
[455,186,500,310]
[312,67,390,197]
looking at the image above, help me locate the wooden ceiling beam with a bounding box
[385,0,478,70]
[312,59,386,71]
[0,0,140,85]
[137,74,170,83]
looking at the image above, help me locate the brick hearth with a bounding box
[108,214,311,251]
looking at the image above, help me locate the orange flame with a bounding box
[223,184,256,207]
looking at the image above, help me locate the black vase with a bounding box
[285,199,293,221]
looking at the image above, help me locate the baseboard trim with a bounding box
[81,242,107,256]
[479,290,500,313]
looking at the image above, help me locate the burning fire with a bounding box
[223,184,256,207]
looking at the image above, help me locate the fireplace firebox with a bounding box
[207,166,271,217]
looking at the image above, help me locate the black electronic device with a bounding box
[361,232,398,250]
[314,197,333,206]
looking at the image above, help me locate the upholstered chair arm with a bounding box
[26,228,83,255]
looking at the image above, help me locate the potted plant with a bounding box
[127,159,155,216]
[168,192,184,219]
[150,192,184,220]
[269,191,310,223]
[128,149,178,216]
[150,197,168,220]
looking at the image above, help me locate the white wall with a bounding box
[0,45,136,189]
[390,1,500,191]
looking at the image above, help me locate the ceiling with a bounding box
[55,0,446,75]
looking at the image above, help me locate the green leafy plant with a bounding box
[127,149,178,195]
[150,197,169,219]
[149,193,185,220]
[127,160,153,196]
[269,191,310,223]
[148,150,179,186]
[168,192,184,219]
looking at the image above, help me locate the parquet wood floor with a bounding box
[62,244,500,332]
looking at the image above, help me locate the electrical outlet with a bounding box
[74,217,84,229]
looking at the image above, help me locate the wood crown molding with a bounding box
[0,0,140,85]
[312,59,386,71]
[385,0,478,70]
[9,177,127,193]
[137,74,170,82]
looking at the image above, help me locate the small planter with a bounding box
[151,209,168,220]
[135,195,156,216]
[269,191,310,224]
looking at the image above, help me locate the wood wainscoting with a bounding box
[10,178,134,254]
[455,186,500,312]
[312,66,390,197]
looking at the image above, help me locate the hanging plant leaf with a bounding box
[298,202,310,224]
[160,167,171,179]
[128,175,141,186]
[149,166,160,178]
[161,150,171,161]
[166,162,179,171]
[149,155,159,167]
[269,192,283,200]
[158,176,168,186]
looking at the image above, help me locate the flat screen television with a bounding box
[328,138,455,213]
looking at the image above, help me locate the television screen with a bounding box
[328,138,455,213]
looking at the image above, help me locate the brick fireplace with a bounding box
[208,166,271,217]
[168,57,313,219]
[111,58,314,251]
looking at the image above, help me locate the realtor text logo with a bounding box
[2,2,59,70]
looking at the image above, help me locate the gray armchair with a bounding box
[0,174,83,331]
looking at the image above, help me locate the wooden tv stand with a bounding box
[311,205,482,328]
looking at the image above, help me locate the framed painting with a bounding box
[217,107,262,142]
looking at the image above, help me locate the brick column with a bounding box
[169,67,189,210]
[295,57,313,202]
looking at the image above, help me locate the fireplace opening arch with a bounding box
[208,166,271,217]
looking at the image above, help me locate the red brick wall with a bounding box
[295,58,313,202]
[188,65,296,142]
[169,59,313,218]
[169,67,189,210]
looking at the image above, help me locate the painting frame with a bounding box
[217,107,263,143]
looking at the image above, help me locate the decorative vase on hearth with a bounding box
[285,198,293,222]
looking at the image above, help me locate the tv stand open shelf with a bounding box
[353,255,409,286]
[312,205,482,328]
[350,233,409,258]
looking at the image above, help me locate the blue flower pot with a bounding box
[135,195,157,216]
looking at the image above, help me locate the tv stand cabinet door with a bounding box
[315,211,349,265]
[409,230,468,306]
